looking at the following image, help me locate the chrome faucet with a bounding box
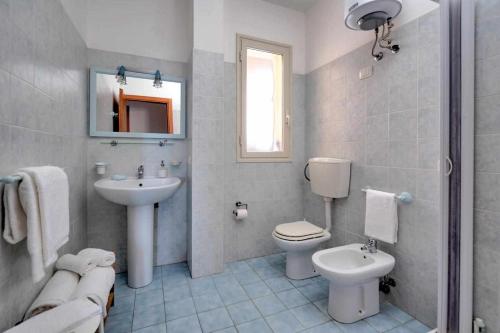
[137,165,144,179]
[361,239,378,253]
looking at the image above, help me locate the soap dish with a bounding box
[169,161,182,167]
[111,174,127,181]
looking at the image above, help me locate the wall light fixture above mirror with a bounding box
[89,67,186,139]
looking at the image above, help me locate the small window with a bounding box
[237,35,292,162]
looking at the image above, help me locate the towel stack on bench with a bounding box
[25,248,116,322]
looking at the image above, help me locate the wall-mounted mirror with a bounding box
[89,67,186,139]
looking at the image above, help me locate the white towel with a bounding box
[18,172,45,282]
[56,254,97,276]
[78,248,115,267]
[2,178,28,244]
[25,270,80,319]
[71,266,115,317]
[364,189,399,244]
[8,299,102,333]
[20,166,70,268]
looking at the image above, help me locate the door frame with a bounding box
[439,1,474,332]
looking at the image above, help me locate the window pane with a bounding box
[245,48,284,153]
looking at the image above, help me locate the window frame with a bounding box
[236,34,293,163]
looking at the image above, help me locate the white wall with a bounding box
[62,0,192,63]
[60,0,88,42]
[224,0,306,74]
[305,0,439,72]
[194,0,224,54]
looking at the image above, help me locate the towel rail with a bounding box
[361,187,413,204]
[0,175,23,184]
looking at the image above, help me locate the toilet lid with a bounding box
[274,221,324,238]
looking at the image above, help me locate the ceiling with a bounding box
[261,0,319,12]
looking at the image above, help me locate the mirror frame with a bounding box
[89,67,187,139]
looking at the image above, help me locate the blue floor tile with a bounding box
[233,270,261,285]
[237,318,273,333]
[291,303,330,328]
[226,260,252,273]
[198,307,234,332]
[365,313,401,332]
[298,283,329,302]
[214,327,237,333]
[166,314,201,333]
[264,277,294,292]
[163,283,191,302]
[133,323,167,333]
[302,322,342,333]
[246,257,271,269]
[217,283,249,305]
[132,303,166,331]
[265,310,304,333]
[288,277,316,288]
[253,294,286,316]
[313,298,329,316]
[227,300,262,325]
[381,303,414,324]
[109,294,135,316]
[165,297,196,321]
[189,276,217,296]
[116,283,136,298]
[335,320,378,333]
[136,279,162,295]
[254,266,283,279]
[276,288,310,308]
[242,281,273,299]
[386,326,415,333]
[193,291,224,312]
[135,289,164,308]
[402,319,431,333]
[106,311,133,333]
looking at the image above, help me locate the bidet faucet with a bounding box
[361,239,378,253]
[137,165,144,179]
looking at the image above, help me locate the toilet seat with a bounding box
[273,221,326,241]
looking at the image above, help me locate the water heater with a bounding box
[344,0,402,31]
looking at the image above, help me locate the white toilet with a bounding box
[312,243,395,323]
[272,158,351,280]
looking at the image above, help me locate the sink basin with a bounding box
[94,177,181,206]
[93,176,181,288]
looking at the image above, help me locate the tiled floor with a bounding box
[106,253,432,333]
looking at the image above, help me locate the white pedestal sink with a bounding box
[94,177,181,288]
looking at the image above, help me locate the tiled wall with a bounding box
[222,63,306,262]
[474,2,500,332]
[86,49,189,272]
[304,10,440,327]
[0,0,88,329]
[189,49,225,277]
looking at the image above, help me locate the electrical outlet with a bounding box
[359,65,373,80]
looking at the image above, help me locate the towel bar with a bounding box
[361,187,413,204]
[0,175,22,184]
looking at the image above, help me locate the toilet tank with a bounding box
[308,158,351,198]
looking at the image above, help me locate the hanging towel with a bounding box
[20,166,69,269]
[71,266,115,317]
[56,254,97,276]
[18,172,45,282]
[364,189,399,244]
[25,270,80,319]
[78,248,115,267]
[8,299,102,333]
[2,177,28,244]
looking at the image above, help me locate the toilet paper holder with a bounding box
[233,201,248,216]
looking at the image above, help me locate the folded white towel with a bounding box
[2,178,28,244]
[20,166,69,268]
[56,254,97,276]
[364,189,399,244]
[78,248,115,267]
[8,299,102,333]
[71,266,115,317]
[25,270,80,319]
[18,172,45,282]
